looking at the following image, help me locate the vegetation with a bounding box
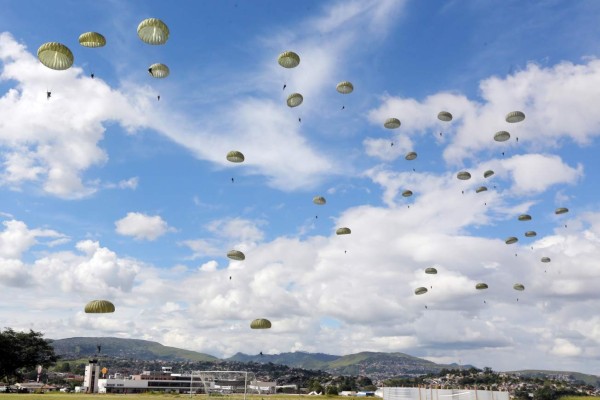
[0,328,58,384]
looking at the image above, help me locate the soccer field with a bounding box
[0,394,319,400]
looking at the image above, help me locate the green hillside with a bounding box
[508,370,600,387]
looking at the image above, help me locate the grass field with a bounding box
[0,395,319,400]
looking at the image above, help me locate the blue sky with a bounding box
[2,0,600,375]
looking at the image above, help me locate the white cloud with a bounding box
[115,212,172,241]
[0,219,68,259]
[550,338,582,357]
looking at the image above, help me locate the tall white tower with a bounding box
[83,359,100,393]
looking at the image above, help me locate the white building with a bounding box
[83,360,100,393]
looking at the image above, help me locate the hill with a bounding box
[508,370,600,387]
[51,337,217,362]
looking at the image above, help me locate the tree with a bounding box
[0,328,58,383]
[326,385,339,395]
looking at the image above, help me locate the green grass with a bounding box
[0,394,328,400]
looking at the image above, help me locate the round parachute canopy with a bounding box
[513,283,525,291]
[415,287,428,295]
[518,214,532,221]
[336,227,351,235]
[37,42,74,70]
[541,256,551,263]
[78,32,106,48]
[313,196,326,205]
[437,111,453,122]
[137,18,169,45]
[405,152,417,161]
[336,81,354,94]
[555,207,569,215]
[85,300,115,313]
[524,231,537,237]
[402,190,413,197]
[384,118,401,129]
[494,131,510,142]
[425,267,438,274]
[277,51,300,68]
[484,170,495,178]
[250,318,272,329]
[457,171,471,180]
[475,283,488,290]
[226,150,245,163]
[506,111,526,123]
[286,93,303,107]
[227,250,245,261]
[505,236,518,244]
[148,63,169,78]
[476,186,488,193]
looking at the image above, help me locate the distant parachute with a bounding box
[227,250,245,261]
[37,42,74,70]
[524,231,537,237]
[457,171,471,180]
[518,214,532,221]
[226,151,245,163]
[541,257,551,263]
[405,152,417,161]
[286,93,303,107]
[506,111,526,123]
[513,283,525,291]
[78,32,106,48]
[415,287,428,295]
[384,118,401,129]
[313,196,326,205]
[336,227,351,235]
[250,318,272,329]
[277,51,300,68]
[505,237,518,244]
[555,207,569,215]
[148,63,169,78]
[336,81,354,94]
[137,18,170,45]
[476,186,488,193]
[425,267,437,274]
[475,283,488,290]
[437,111,453,122]
[483,170,495,178]
[402,190,413,197]
[85,300,115,313]
[494,131,510,142]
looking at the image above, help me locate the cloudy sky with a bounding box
[1,0,600,375]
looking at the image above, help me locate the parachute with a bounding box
[505,237,518,244]
[506,111,525,123]
[475,283,488,290]
[476,186,488,193]
[425,267,437,274]
[227,250,245,261]
[541,257,551,263]
[148,63,169,78]
[524,231,537,237]
[494,131,510,142]
[483,170,494,178]
[384,118,401,129]
[37,42,74,70]
[226,151,245,163]
[405,152,417,161]
[402,190,413,197]
[277,51,300,68]
[286,93,303,107]
[78,32,106,48]
[313,196,326,205]
[336,227,351,235]
[457,171,471,180]
[85,300,115,313]
[437,111,453,122]
[555,207,569,215]
[336,81,354,94]
[137,18,170,45]
[415,287,428,295]
[518,214,532,221]
[513,283,525,291]
[250,318,272,329]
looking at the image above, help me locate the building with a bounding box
[83,360,100,393]
[381,387,509,400]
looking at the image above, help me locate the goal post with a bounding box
[191,370,259,400]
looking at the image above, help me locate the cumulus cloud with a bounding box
[115,212,173,241]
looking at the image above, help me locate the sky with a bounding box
[1,0,600,375]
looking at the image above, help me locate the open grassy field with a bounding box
[0,395,319,400]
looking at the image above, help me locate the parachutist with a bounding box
[461,190,464,194]
[157,95,160,101]
[344,250,346,254]
[229,276,232,280]
[439,132,442,136]
[315,215,318,219]
[502,152,505,156]
[425,305,427,309]
[484,300,486,304]
[259,351,263,356]
[390,142,394,146]
[484,202,487,206]
[91,73,94,79]
[46,91,51,100]
[516,137,519,142]
[341,106,345,110]
[231,177,234,183]
[283,84,286,90]
[413,168,415,172]
[298,117,301,123]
